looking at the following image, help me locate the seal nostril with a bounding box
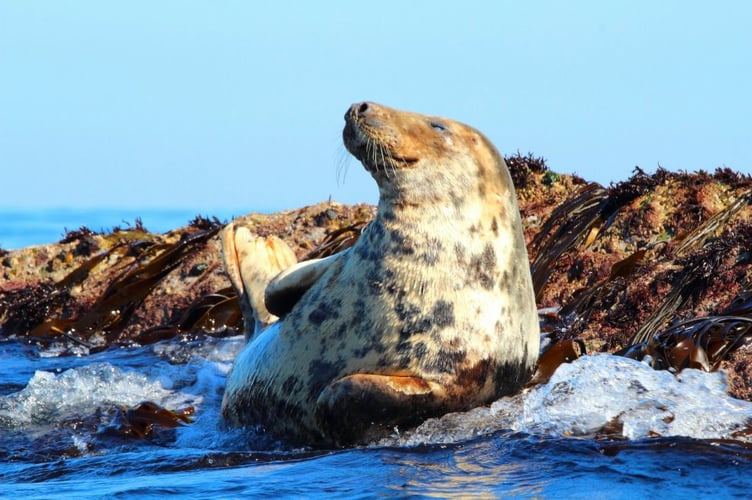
[358,103,369,114]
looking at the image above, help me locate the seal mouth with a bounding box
[343,103,419,175]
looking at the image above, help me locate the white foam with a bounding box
[172,359,232,449]
[0,336,250,450]
[383,354,752,446]
[151,336,243,368]
[8,336,752,451]
[0,363,192,429]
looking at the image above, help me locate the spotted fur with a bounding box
[221,102,540,446]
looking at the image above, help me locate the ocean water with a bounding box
[3,336,752,498]
[2,210,752,498]
[0,207,244,251]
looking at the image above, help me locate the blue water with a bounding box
[2,336,752,499]
[0,207,245,250]
[3,210,752,498]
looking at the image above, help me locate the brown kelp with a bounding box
[629,194,752,347]
[303,222,367,260]
[28,227,222,348]
[528,183,610,300]
[0,219,231,353]
[622,315,752,372]
[99,401,195,439]
[526,166,752,385]
[134,286,242,345]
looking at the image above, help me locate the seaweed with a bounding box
[2,207,375,352]
[623,316,752,372]
[604,166,673,213]
[5,160,752,390]
[629,215,752,347]
[134,286,242,344]
[98,401,194,439]
[304,222,368,260]
[113,217,147,233]
[556,250,646,336]
[24,227,221,348]
[711,167,752,188]
[723,290,752,316]
[674,190,751,256]
[57,246,128,288]
[189,214,224,230]
[505,151,549,189]
[529,339,586,385]
[529,183,610,299]
[60,226,97,244]
[0,281,71,336]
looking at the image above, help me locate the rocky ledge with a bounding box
[2,154,751,400]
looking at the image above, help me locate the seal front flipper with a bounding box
[220,223,297,340]
[265,250,348,318]
[314,373,447,446]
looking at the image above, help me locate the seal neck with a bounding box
[372,165,483,208]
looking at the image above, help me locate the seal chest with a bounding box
[221,102,540,446]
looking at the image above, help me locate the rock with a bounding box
[2,156,752,399]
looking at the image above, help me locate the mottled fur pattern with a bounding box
[221,102,540,446]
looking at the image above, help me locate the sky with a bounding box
[1,1,751,214]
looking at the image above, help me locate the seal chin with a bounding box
[342,118,365,158]
[342,121,387,177]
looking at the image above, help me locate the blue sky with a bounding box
[1,1,750,213]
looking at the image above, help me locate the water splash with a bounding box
[3,338,752,496]
[384,354,752,446]
[0,363,186,429]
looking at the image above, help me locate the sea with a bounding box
[2,209,752,499]
[0,207,247,251]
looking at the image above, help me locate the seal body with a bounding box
[221,102,540,446]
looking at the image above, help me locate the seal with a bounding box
[220,102,540,446]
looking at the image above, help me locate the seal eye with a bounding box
[430,121,448,132]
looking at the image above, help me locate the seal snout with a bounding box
[346,101,375,120]
[346,101,387,129]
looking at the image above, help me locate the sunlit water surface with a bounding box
[2,336,752,499]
